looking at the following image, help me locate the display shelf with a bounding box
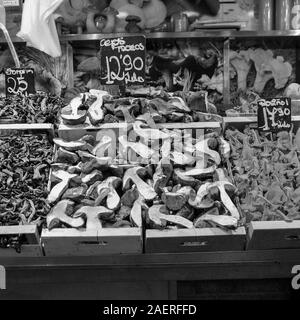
[2,30,300,44]
[59,30,300,42]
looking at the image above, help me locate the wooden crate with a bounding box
[224,117,300,250]
[247,221,300,250]
[41,228,142,257]
[58,122,222,141]
[0,225,42,257]
[145,228,247,253]
[0,123,54,138]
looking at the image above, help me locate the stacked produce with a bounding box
[60,89,221,127]
[0,133,53,251]
[228,48,294,115]
[0,93,64,124]
[47,123,241,232]
[226,126,300,223]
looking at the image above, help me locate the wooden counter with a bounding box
[0,250,299,300]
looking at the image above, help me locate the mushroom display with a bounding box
[225,126,300,223]
[61,89,219,126]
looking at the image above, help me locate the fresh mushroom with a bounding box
[56,148,79,165]
[195,139,221,165]
[153,161,173,194]
[87,90,108,125]
[53,138,87,152]
[174,169,197,187]
[119,136,155,161]
[130,194,148,227]
[161,186,193,211]
[188,182,211,209]
[74,206,114,230]
[81,170,103,186]
[48,171,78,204]
[148,205,193,229]
[182,165,217,178]
[92,135,112,158]
[47,200,85,230]
[133,121,170,141]
[208,181,240,220]
[170,151,196,166]
[95,177,122,210]
[123,167,157,201]
[77,151,112,166]
[196,214,238,229]
[61,96,87,125]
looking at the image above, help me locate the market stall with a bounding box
[0,0,300,300]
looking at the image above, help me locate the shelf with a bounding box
[59,30,300,42]
[1,30,300,45]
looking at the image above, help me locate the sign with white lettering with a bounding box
[257,98,291,132]
[4,68,35,96]
[99,36,146,86]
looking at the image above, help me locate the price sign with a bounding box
[100,36,146,86]
[257,98,292,133]
[4,68,35,97]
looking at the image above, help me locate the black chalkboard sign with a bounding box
[99,36,146,86]
[5,68,35,96]
[257,98,292,133]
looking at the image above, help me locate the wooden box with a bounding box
[247,221,300,250]
[145,228,246,253]
[0,123,54,137]
[0,124,54,257]
[0,225,42,257]
[224,117,300,250]
[41,228,142,257]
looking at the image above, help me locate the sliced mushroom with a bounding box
[174,169,198,187]
[188,183,211,209]
[123,167,157,201]
[95,177,122,210]
[195,139,221,165]
[48,171,78,204]
[170,151,196,166]
[92,135,112,158]
[208,181,240,220]
[87,93,106,126]
[196,214,238,229]
[74,206,114,230]
[133,121,170,141]
[56,148,79,165]
[182,165,217,178]
[81,170,103,186]
[47,200,85,230]
[153,161,173,194]
[53,138,87,152]
[77,151,112,166]
[119,136,155,160]
[62,186,87,202]
[161,186,192,211]
[130,195,148,228]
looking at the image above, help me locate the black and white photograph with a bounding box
[0,0,299,307]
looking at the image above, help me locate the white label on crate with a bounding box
[3,0,19,7]
[0,266,6,290]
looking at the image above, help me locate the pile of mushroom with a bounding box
[47,124,241,231]
[61,88,220,126]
